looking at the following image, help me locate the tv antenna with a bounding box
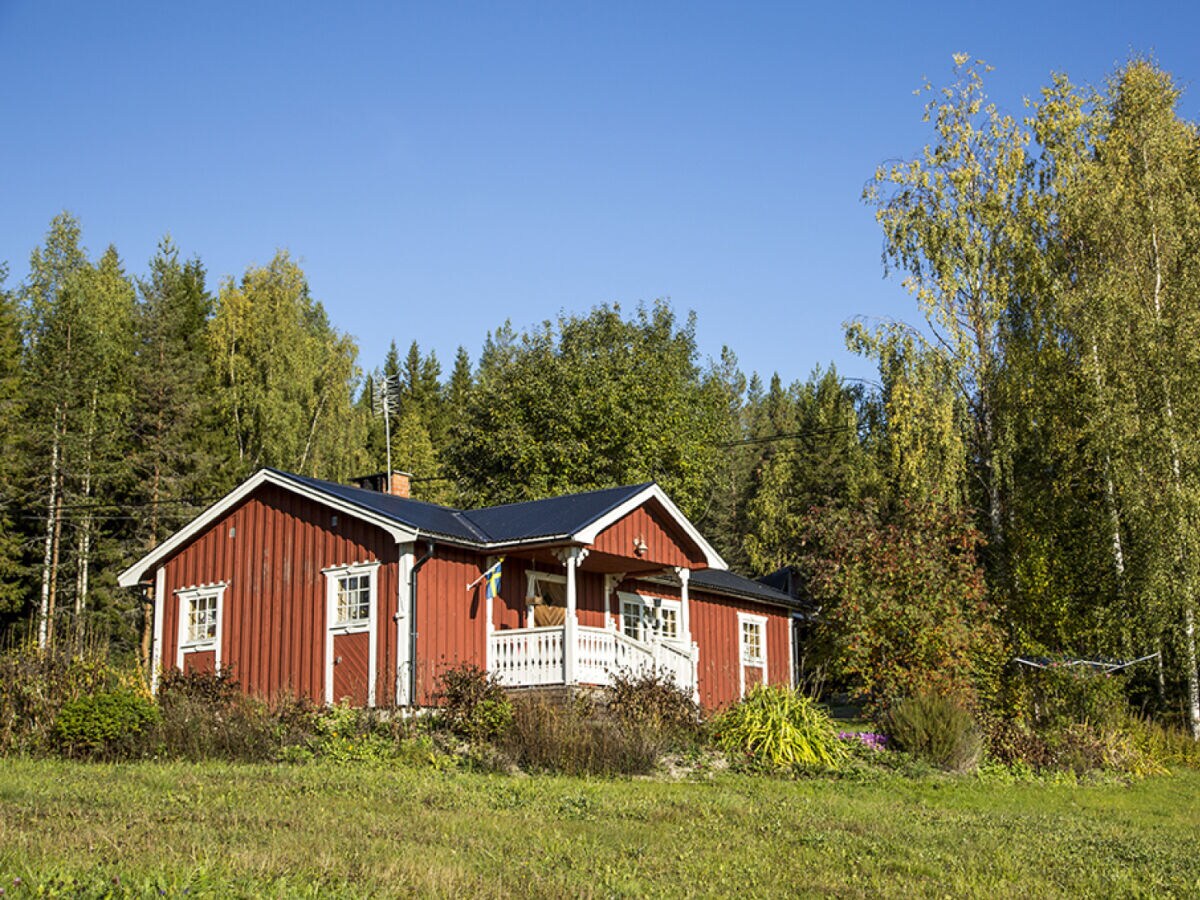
[370,372,403,477]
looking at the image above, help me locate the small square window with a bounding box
[186,593,219,644]
[336,573,371,625]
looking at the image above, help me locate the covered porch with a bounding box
[481,546,700,694]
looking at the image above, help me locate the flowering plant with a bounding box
[839,731,889,751]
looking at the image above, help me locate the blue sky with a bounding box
[2,2,1197,386]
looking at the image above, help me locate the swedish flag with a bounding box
[484,558,503,600]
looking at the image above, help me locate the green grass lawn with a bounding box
[1,760,1198,898]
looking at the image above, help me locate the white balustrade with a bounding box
[489,626,565,686]
[488,624,696,691]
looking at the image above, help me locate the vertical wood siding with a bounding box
[159,484,398,705]
[590,502,707,568]
[413,546,484,706]
[688,591,791,710]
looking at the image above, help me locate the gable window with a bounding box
[324,562,379,633]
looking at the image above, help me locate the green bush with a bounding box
[713,685,845,771]
[437,663,514,742]
[312,703,398,764]
[0,643,130,755]
[52,687,160,760]
[1129,716,1200,770]
[887,691,981,772]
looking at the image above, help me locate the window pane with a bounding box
[188,594,218,643]
[337,574,370,623]
[622,603,641,640]
[742,621,763,663]
[660,607,678,640]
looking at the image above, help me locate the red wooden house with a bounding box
[118,469,801,710]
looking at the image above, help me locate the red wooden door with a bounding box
[332,632,370,706]
[743,665,764,692]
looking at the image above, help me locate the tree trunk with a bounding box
[36,409,62,650]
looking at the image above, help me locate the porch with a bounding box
[488,622,698,692]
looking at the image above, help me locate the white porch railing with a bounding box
[489,624,697,691]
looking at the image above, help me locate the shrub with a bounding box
[1130,716,1200,771]
[500,694,660,776]
[607,667,702,750]
[887,691,981,772]
[437,663,514,742]
[52,687,160,760]
[312,703,398,764]
[981,716,1054,771]
[1023,667,1129,733]
[713,685,845,771]
[0,643,141,755]
[155,668,285,762]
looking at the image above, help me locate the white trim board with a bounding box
[118,469,417,588]
[324,561,381,707]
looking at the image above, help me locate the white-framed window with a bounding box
[738,612,768,697]
[526,571,567,606]
[618,592,682,644]
[739,613,767,666]
[324,562,379,633]
[335,572,371,625]
[175,583,227,670]
[187,592,219,644]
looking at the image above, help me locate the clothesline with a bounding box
[1013,653,1160,674]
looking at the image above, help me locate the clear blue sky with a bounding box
[2,2,1196,386]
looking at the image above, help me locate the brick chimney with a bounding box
[389,471,412,498]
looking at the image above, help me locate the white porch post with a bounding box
[675,566,691,646]
[675,566,699,703]
[561,547,588,684]
[604,573,625,631]
[484,555,497,675]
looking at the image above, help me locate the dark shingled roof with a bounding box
[261,471,798,609]
[690,567,803,610]
[273,470,649,546]
[460,483,651,542]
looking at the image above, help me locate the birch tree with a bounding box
[864,55,1035,580]
[1062,61,1200,737]
[209,251,367,482]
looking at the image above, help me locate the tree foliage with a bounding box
[447,301,730,519]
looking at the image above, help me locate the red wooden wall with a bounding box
[591,502,708,568]
[154,482,792,712]
[159,484,398,704]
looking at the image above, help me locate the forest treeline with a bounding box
[3,57,1200,736]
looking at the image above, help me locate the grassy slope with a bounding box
[0,760,1198,898]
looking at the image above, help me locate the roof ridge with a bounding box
[465,481,655,516]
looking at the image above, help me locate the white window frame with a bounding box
[523,573,564,602]
[175,584,227,671]
[617,591,683,645]
[737,612,768,698]
[526,570,567,625]
[324,561,380,707]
